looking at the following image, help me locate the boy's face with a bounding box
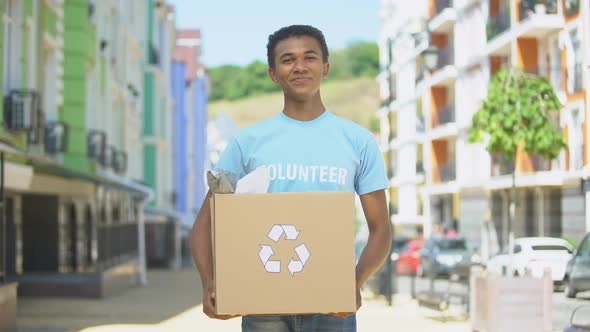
[268,36,329,101]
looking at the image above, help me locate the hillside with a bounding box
[208,77,380,129]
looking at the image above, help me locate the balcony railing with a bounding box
[531,154,550,171]
[519,0,559,21]
[435,47,453,70]
[438,161,456,182]
[435,0,453,16]
[487,7,511,41]
[492,155,515,176]
[432,105,455,127]
[98,223,139,268]
[565,0,580,18]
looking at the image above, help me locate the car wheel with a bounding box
[564,277,577,299]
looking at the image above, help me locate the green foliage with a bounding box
[208,42,379,102]
[368,115,380,133]
[468,68,567,163]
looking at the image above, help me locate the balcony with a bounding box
[491,155,515,176]
[516,0,564,38]
[429,0,456,33]
[432,105,455,127]
[565,0,580,18]
[487,7,511,41]
[531,154,550,171]
[435,0,453,14]
[437,161,456,182]
[435,47,453,71]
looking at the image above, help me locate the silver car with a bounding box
[564,232,590,298]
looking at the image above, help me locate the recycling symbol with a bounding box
[258,224,311,277]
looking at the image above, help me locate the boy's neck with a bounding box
[282,95,326,121]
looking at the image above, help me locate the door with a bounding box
[572,234,590,289]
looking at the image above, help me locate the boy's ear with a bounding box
[322,62,330,79]
[268,67,279,83]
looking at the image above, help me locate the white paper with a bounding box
[235,166,270,194]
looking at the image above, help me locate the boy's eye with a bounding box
[283,58,293,63]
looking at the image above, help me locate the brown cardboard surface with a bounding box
[212,192,356,315]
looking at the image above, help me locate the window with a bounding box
[567,28,583,93]
[532,245,572,253]
[578,236,590,257]
[570,108,584,169]
[548,37,562,92]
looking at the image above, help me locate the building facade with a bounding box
[0,0,211,326]
[379,0,590,253]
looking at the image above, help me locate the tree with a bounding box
[468,68,567,267]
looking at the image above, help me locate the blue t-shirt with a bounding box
[216,110,389,195]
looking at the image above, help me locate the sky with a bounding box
[167,0,382,68]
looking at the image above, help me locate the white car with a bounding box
[486,237,574,284]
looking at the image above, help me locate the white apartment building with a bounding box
[379,0,590,248]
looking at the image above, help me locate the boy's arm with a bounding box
[191,191,239,320]
[355,189,392,295]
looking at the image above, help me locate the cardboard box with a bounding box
[211,192,356,315]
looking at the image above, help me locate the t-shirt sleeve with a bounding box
[215,137,247,179]
[354,135,390,195]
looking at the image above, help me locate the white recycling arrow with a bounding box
[265,260,281,273]
[281,225,300,240]
[288,258,303,276]
[258,245,280,273]
[267,225,284,242]
[259,245,274,264]
[295,244,310,265]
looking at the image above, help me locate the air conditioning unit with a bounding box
[3,90,39,131]
[100,144,115,168]
[87,130,106,161]
[45,122,68,154]
[112,149,127,174]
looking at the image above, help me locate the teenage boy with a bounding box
[192,25,391,332]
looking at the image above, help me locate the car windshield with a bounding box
[437,239,467,251]
[531,245,572,253]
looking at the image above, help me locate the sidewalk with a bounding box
[17,268,471,332]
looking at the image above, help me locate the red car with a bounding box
[396,239,424,275]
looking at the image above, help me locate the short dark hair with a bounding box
[266,25,329,68]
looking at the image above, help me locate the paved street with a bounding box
[16,268,471,332]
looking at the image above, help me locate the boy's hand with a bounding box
[202,283,241,320]
[329,287,362,318]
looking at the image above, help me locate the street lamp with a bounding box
[422,45,439,71]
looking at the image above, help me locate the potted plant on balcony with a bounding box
[468,68,566,270]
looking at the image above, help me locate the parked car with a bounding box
[564,232,590,298]
[418,237,473,278]
[486,237,574,287]
[563,304,590,332]
[396,239,423,275]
